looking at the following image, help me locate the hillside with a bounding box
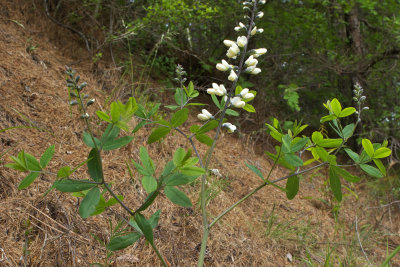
[0,1,399,266]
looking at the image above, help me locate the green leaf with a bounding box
[225,109,239,116]
[373,147,391,159]
[373,159,386,176]
[286,175,299,200]
[344,148,359,163]
[134,213,154,244]
[245,163,265,181]
[180,166,205,177]
[173,148,185,167]
[57,166,72,178]
[170,108,189,127]
[105,195,124,207]
[140,146,155,174]
[101,124,120,143]
[107,232,141,251]
[311,131,324,143]
[165,105,179,110]
[79,187,101,219]
[360,164,384,178]
[164,186,192,207]
[137,191,159,212]
[329,166,342,201]
[320,114,337,123]
[330,165,360,183]
[83,131,101,149]
[103,136,134,151]
[88,148,103,182]
[40,145,55,168]
[149,210,161,229]
[96,110,111,123]
[242,103,256,113]
[284,154,303,167]
[281,134,292,153]
[330,98,342,116]
[164,173,197,186]
[147,127,171,144]
[339,107,356,117]
[197,120,219,135]
[290,137,309,153]
[24,153,42,171]
[362,139,374,158]
[142,176,157,193]
[161,161,176,178]
[18,172,40,190]
[110,102,121,123]
[53,179,96,192]
[342,123,355,139]
[317,138,343,148]
[174,88,187,106]
[211,94,221,109]
[195,134,214,146]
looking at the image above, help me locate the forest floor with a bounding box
[1,0,399,266]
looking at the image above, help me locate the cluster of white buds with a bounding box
[200,0,267,133]
[207,83,227,96]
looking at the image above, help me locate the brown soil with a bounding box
[1,1,399,266]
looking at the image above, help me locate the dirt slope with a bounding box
[0,1,399,266]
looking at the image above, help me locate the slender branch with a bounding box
[355,216,372,266]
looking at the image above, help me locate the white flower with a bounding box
[259,0,266,4]
[239,22,246,28]
[245,55,258,66]
[223,40,235,47]
[207,87,217,95]
[222,122,237,133]
[237,36,247,47]
[240,88,249,97]
[243,93,255,99]
[251,26,258,36]
[228,70,238,81]
[217,84,227,96]
[253,48,267,57]
[216,59,232,71]
[226,43,240,58]
[197,109,213,121]
[234,26,241,32]
[257,28,264,34]
[249,68,261,74]
[257,11,264,18]
[231,96,245,108]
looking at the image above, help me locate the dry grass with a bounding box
[0,0,399,266]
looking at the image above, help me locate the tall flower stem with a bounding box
[197,2,259,266]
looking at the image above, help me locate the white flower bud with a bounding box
[240,88,249,97]
[222,122,237,133]
[257,28,264,34]
[253,48,267,57]
[239,22,246,28]
[237,36,248,47]
[250,68,261,75]
[234,26,241,32]
[223,40,235,47]
[212,83,220,91]
[244,93,255,100]
[216,63,228,71]
[251,26,257,36]
[222,59,231,69]
[197,113,209,121]
[245,55,258,66]
[228,70,238,81]
[226,43,240,58]
[207,88,216,95]
[259,0,266,4]
[231,97,245,108]
[217,84,227,96]
[257,11,264,18]
[201,109,213,119]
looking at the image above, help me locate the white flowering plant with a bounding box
[5,0,393,266]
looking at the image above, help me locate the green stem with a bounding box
[150,241,168,267]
